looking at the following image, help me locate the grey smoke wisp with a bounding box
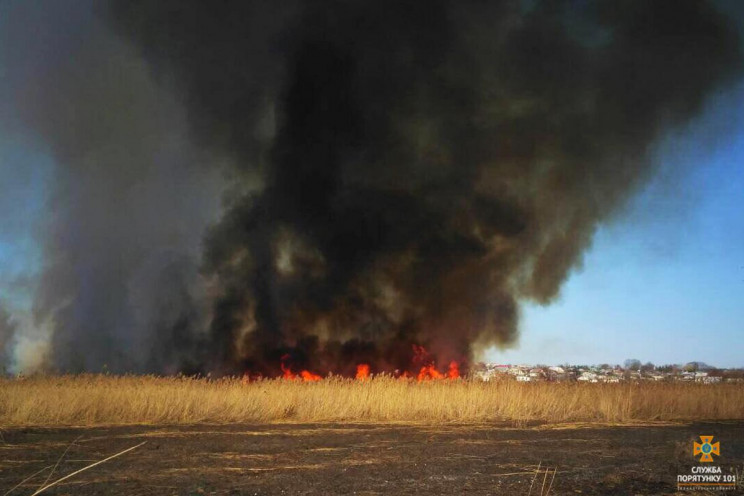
[0,304,17,370]
[1,1,224,373]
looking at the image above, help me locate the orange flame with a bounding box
[417,364,444,381]
[447,361,460,379]
[280,354,296,380]
[415,361,460,381]
[280,354,322,381]
[411,345,461,381]
[356,363,370,380]
[275,346,459,381]
[300,370,322,381]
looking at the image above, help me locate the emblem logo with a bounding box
[693,435,720,462]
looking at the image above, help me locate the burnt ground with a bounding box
[1,422,743,495]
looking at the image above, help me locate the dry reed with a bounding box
[1,374,742,427]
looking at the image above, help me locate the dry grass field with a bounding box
[2,376,744,494]
[1,374,743,427]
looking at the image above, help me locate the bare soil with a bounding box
[1,421,743,495]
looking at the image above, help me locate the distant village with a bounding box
[472,361,744,383]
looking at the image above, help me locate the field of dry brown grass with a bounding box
[1,374,743,427]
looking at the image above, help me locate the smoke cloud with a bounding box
[1,0,224,373]
[2,1,741,375]
[105,0,741,375]
[0,304,17,370]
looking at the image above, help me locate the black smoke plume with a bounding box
[105,0,742,376]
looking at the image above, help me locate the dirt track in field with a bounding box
[2,421,743,495]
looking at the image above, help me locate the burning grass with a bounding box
[1,375,743,427]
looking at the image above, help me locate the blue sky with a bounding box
[487,81,744,368]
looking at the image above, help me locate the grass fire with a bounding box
[1,0,744,494]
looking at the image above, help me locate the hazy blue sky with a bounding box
[486,0,744,369]
[487,81,744,367]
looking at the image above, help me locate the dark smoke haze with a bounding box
[1,0,741,375]
[1,1,224,373]
[0,305,16,368]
